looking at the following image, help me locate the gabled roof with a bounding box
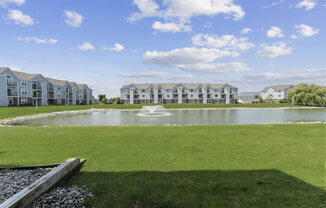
[0,67,9,73]
[77,84,91,90]
[262,85,295,92]
[46,78,69,87]
[121,83,236,90]
[12,71,42,81]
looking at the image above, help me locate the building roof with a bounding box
[261,85,294,92]
[122,83,235,90]
[45,78,69,87]
[12,71,42,81]
[0,67,9,73]
[77,84,90,90]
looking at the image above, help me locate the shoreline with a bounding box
[0,107,325,127]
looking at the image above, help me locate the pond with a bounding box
[14,108,326,126]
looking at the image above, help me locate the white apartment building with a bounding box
[0,67,92,106]
[120,83,238,104]
[260,85,294,101]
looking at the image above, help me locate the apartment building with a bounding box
[0,67,92,106]
[120,83,238,104]
[260,85,294,102]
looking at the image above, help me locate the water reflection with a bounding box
[16,108,326,126]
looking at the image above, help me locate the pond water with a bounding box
[15,108,326,126]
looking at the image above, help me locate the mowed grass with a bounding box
[0,103,300,120]
[0,124,325,207]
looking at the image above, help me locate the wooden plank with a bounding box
[0,158,82,208]
[0,163,61,170]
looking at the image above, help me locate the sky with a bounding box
[0,0,325,97]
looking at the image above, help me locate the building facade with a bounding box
[120,83,238,104]
[260,85,294,102]
[0,67,92,106]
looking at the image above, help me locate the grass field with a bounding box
[1,124,325,207]
[0,103,303,120]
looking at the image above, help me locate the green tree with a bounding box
[98,94,106,102]
[287,84,326,107]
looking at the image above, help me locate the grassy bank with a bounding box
[0,103,303,120]
[0,124,325,207]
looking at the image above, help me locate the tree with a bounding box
[98,94,106,102]
[287,84,326,107]
[108,97,121,104]
[254,94,259,99]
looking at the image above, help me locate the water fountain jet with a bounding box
[137,105,171,117]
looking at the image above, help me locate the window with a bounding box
[191,94,193,97]
[57,87,61,90]
[190,89,194,92]
[57,100,62,105]
[21,81,28,86]
[215,94,218,98]
[57,92,62,98]
[142,95,145,98]
[167,94,170,98]
[142,89,145,93]
[21,89,28,95]
[21,98,28,104]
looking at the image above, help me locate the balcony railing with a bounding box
[7,81,17,87]
[7,91,18,96]
[32,84,42,90]
[47,86,54,91]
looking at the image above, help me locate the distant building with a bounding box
[120,83,238,104]
[260,85,294,102]
[0,67,92,106]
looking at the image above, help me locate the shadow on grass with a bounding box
[72,169,326,208]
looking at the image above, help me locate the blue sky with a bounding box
[0,0,325,97]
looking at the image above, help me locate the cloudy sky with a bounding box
[0,0,325,97]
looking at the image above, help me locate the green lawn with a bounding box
[0,124,325,207]
[0,103,303,120]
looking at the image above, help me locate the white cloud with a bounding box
[7,9,34,26]
[255,42,293,58]
[65,10,84,27]
[106,43,124,52]
[129,0,245,22]
[266,26,284,38]
[295,0,316,10]
[77,42,95,51]
[17,37,58,44]
[152,21,192,33]
[117,71,192,79]
[191,34,255,52]
[241,28,252,34]
[175,62,251,73]
[143,47,250,73]
[295,24,319,37]
[244,71,325,83]
[291,68,326,72]
[0,0,24,7]
[128,0,245,33]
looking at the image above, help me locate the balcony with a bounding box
[7,91,18,96]
[33,93,42,98]
[47,86,54,92]
[32,84,42,91]
[7,81,17,87]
